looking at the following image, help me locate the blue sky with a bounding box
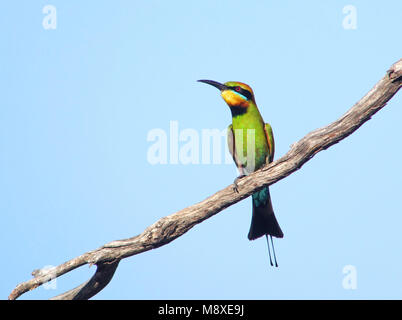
[1,1,401,299]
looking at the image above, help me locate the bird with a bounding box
[198,79,283,267]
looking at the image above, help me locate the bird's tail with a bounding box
[248,187,283,240]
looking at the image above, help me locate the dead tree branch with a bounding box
[8,59,402,300]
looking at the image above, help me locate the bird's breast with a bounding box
[231,120,269,173]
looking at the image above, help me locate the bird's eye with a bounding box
[235,86,241,92]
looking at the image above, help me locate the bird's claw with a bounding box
[233,174,246,193]
[233,184,239,193]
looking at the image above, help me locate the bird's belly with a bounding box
[232,126,268,174]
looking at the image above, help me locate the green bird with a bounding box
[198,80,283,266]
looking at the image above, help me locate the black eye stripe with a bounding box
[228,86,252,100]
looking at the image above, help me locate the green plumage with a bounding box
[198,79,283,241]
[227,101,283,240]
[229,101,270,174]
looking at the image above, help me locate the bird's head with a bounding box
[198,80,255,109]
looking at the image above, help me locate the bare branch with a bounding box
[8,59,402,300]
[50,260,120,300]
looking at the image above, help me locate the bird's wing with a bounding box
[264,122,275,163]
[227,124,245,174]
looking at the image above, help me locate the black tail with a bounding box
[248,187,283,240]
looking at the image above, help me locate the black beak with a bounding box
[197,79,227,91]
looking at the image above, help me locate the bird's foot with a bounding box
[233,174,246,193]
